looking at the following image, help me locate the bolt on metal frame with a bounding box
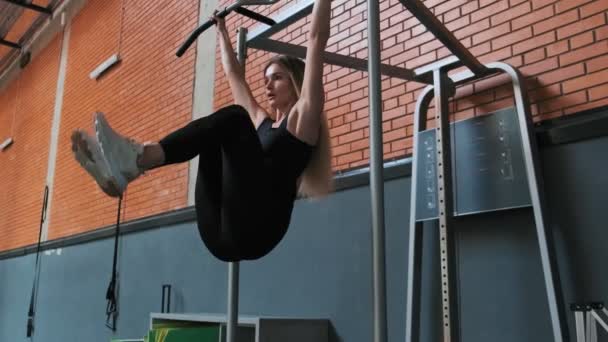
[232,0,569,341]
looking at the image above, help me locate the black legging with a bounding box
[159,105,283,262]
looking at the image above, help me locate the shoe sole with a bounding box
[94,112,128,192]
[71,130,122,197]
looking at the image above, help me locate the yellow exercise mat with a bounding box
[145,325,220,342]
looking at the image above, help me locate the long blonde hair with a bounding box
[264,55,334,199]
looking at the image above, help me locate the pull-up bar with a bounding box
[176,0,278,57]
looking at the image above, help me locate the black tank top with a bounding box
[257,115,313,225]
[256,116,314,189]
[248,116,313,257]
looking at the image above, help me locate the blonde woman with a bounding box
[71,0,332,262]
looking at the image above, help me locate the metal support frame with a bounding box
[405,85,433,342]
[246,0,438,85]
[367,0,388,341]
[226,262,239,342]
[249,38,424,82]
[406,62,569,342]
[397,0,485,75]
[1,0,52,14]
[0,0,62,81]
[233,0,569,341]
[432,68,459,341]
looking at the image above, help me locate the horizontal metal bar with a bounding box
[246,0,314,43]
[2,0,52,14]
[413,56,460,77]
[449,65,497,85]
[234,7,276,26]
[0,38,21,49]
[249,38,432,83]
[237,0,279,6]
[398,0,485,75]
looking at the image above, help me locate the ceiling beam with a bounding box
[0,38,21,49]
[1,0,52,15]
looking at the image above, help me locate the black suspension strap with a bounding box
[26,185,49,338]
[105,195,123,331]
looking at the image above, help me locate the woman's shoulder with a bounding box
[255,112,272,129]
[285,106,322,146]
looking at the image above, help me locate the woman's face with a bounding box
[264,63,298,112]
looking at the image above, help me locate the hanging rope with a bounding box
[106,0,127,328]
[26,185,49,338]
[105,195,123,331]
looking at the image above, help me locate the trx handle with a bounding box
[26,186,49,338]
[176,4,275,57]
[40,187,49,223]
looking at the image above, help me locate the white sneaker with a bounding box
[71,129,122,197]
[94,112,144,195]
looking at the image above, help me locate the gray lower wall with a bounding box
[1,134,608,342]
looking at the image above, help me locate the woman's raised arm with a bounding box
[215,15,266,124]
[291,0,331,144]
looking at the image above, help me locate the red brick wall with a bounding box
[49,0,198,240]
[0,35,61,251]
[214,0,608,171]
[0,0,607,251]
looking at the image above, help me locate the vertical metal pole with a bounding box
[433,69,459,342]
[574,309,586,342]
[226,27,248,342]
[405,87,434,342]
[586,310,592,342]
[587,310,597,342]
[488,62,569,342]
[366,1,387,342]
[227,262,239,342]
